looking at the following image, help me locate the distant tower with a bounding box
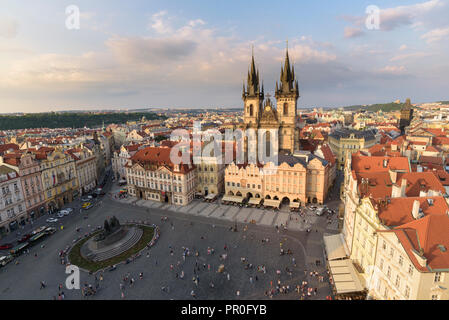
[275,42,300,153]
[243,47,264,128]
[399,98,414,134]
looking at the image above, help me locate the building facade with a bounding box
[0,165,27,236]
[329,129,377,170]
[37,149,78,212]
[125,147,196,206]
[66,147,98,195]
[1,152,46,221]
[224,152,332,206]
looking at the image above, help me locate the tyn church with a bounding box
[241,47,300,156]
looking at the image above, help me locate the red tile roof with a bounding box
[389,214,449,271]
[351,154,410,173]
[376,196,448,227]
[0,143,19,155]
[357,171,445,199]
[129,146,194,173]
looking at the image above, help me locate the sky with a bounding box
[0,0,449,113]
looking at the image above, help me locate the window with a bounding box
[387,266,391,279]
[399,256,403,266]
[434,272,442,283]
[395,275,400,288]
[405,286,410,299]
[379,258,384,271]
[408,265,413,276]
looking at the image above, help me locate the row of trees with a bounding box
[0,112,167,130]
[344,102,405,112]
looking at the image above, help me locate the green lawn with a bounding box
[68,225,155,273]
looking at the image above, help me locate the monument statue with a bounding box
[95,216,122,241]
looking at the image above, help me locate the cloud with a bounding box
[106,37,198,66]
[390,51,432,61]
[342,0,445,36]
[149,11,173,34]
[0,18,19,38]
[399,44,408,51]
[344,27,364,38]
[378,65,407,75]
[421,26,449,43]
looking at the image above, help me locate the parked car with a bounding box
[0,254,13,267]
[46,218,59,223]
[0,243,13,250]
[82,202,93,210]
[94,188,105,196]
[57,212,65,218]
[81,196,93,202]
[59,209,70,216]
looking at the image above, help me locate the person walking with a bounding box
[227,273,230,281]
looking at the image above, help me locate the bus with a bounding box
[10,242,29,256]
[29,232,47,243]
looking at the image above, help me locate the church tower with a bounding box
[243,51,264,129]
[399,98,414,134]
[275,44,299,153]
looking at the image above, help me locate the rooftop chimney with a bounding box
[412,200,421,220]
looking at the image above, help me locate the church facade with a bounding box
[240,48,300,157]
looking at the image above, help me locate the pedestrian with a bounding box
[40,281,46,289]
[250,276,253,284]
[227,273,230,281]
[191,290,196,298]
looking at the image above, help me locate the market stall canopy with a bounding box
[323,233,349,261]
[205,193,217,200]
[289,202,300,208]
[328,259,364,295]
[222,195,244,203]
[248,197,262,205]
[263,199,281,208]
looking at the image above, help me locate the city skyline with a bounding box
[1,0,449,112]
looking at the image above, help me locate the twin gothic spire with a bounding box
[242,43,298,101]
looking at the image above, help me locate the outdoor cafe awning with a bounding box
[248,197,262,205]
[328,259,364,295]
[222,195,244,203]
[323,233,349,261]
[205,193,217,200]
[263,199,280,208]
[289,202,300,208]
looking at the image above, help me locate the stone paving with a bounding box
[0,178,343,300]
[115,194,322,232]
